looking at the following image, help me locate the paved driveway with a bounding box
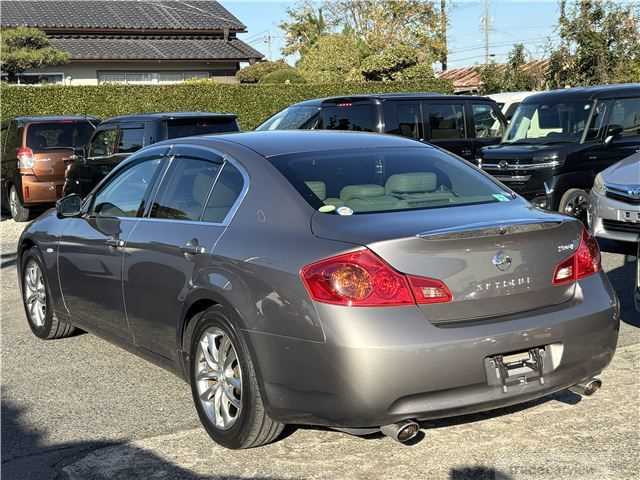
[1,216,638,480]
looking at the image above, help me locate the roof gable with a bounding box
[1,1,246,32]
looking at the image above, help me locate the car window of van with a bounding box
[383,101,421,139]
[472,103,504,138]
[89,128,118,158]
[117,127,144,154]
[608,97,640,138]
[318,104,376,132]
[26,122,94,152]
[256,106,319,131]
[426,104,465,140]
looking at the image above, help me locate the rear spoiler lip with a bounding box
[417,218,570,240]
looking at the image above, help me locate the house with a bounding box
[1,0,263,85]
[438,60,549,94]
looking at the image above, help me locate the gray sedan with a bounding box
[17,131,619,449]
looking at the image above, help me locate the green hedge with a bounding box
[1,79,452,130]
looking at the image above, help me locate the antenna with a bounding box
[481,0,492,64]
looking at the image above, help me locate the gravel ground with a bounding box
[1,214,638,480]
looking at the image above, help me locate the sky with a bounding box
[224,0,562,70]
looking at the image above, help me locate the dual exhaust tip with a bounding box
[380,378,602,444]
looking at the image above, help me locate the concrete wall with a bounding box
[24,61,239,85]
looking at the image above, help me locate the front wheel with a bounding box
[558,188,590,224]
[189,305,283,449]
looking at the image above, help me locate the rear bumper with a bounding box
[247,273,619,428]
[20,174,64,205]
[590,189,640,243]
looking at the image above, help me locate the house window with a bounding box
[98,71,211,85]
[1,73,64,85]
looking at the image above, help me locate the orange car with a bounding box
[1,116,97,221]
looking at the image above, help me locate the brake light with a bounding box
[300,248,452,307]
[553,227,601,285]
[17,147,34,169]
[336,102,353,107]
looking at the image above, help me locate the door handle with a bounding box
[105,238,125,248]
[181,241,206,256]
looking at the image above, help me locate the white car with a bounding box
[488,91,537,123]
[589,152,640,244]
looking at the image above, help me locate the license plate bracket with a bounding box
[486,347,547,393]
[619,210,640,223]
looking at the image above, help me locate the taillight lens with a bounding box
[553,227,601,285]
[300,248,452,307]
[17,147,35,169]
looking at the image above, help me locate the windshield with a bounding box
[269,147,512,215]
[166,117,238,139]
[503,101,594,145]
[256,106,320,130]
[26,122,94,152]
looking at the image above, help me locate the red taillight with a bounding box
[300,248,452,307]
[17,147,34,169]
[553,227,601,285]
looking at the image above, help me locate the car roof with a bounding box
[100,111,237,124]
[291,93,494,107]
[13,115,99,123]
[523,83,640,103]
[171,130,431,158]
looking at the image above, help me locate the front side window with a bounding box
[383,101,421,139]
[426,104,465,140]
[166,117,239,139]
[26,122,94,152]
[150,157,221,221]
[472,103,505,138]
[318,104,376,132]
[269,147,510,215]
[504,101,593,144]
[256,106,320,131]
[88,128,118,157]
[117,127,144,154]
[202,163,245,223]
[608,97,640,138]
[92,159,162,217]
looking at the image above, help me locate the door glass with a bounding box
[92,158,162,217]
[426,104,465,140]
[383,102,421,139]
[471,103,504,138]
[202,163,245,223]
[584,102,608,142]
[150,157,221,221]
[608,97,640,138]
[319,105,376,132]
[89,129,118,157]
[117,127,144,154]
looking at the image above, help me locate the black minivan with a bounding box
[479,84,640,219]
[256,94,507,161]
[64,112,240,197]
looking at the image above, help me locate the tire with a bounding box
[21,247,76,339]
[9,185,31,222]
[558,188,590,224]
[189,305,284,449]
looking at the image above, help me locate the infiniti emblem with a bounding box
[492,251,513,272]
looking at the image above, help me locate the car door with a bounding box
[123,145,247,360]
[57,147,168,341]
[69,126,119,197]
[469,101,506,158]
[422,101,474,160]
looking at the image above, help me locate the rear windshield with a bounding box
[255,106,320,130]
[269,147,512,215]
[166,117,239,139]
[26,122,94,152]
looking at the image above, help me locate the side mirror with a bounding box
[604,125,623,145]
[56,194,83,218]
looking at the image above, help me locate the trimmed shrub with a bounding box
[235,61,290,84]
[259,69,306,84]
[1,79,453,130]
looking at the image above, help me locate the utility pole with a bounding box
[481,0,491,64]
[440,0,448,71]
[264,31,272,61]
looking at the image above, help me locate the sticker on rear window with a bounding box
[492,194,511,202]
[319,205,336,213]
[337,206,354,216]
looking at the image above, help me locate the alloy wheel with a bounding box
[562,191,589,221]
[9,188,18,219]
[195,327,242,430]
[24,259,47,327]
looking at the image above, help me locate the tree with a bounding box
[279,1,329,57]
[0,27,69,82]
[236,60,291,84]
[359,45,419,82]
[259,68,306,84]
[477,43,540,94]
[546,0,640,88]
[298,34,367,83]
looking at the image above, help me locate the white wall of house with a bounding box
[23,61,239,85]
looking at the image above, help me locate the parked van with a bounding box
[479,84,640,221]
[63,112,240,197]
[256,94,507,161]
[1,116,97,221]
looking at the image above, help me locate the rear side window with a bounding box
[608,97,640,137]
[269,147,510,215]
[150,157,221,221]
[166,117,239,139]
[318,104,376,132]
[26,122,94,152]
[117,127,144,154]
[426,104,465,140]
[383,101,421,139]
[256,106,320,131]
[202,163,244,223]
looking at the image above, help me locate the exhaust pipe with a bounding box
[380,420,420,444]
[569,378,602,396]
